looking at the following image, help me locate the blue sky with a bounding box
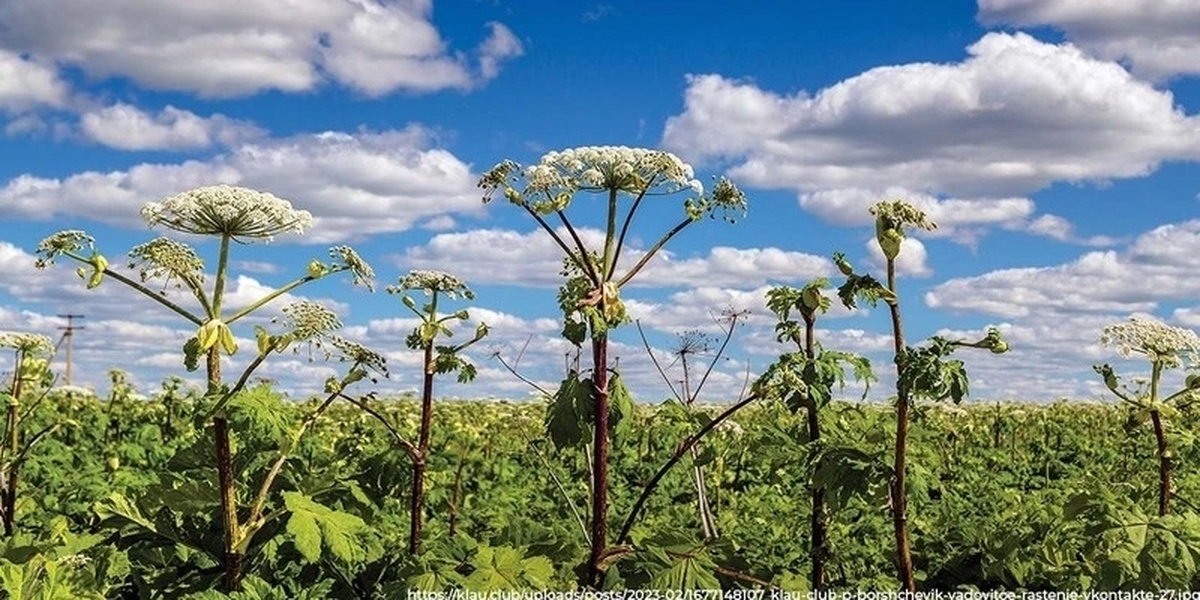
[2,0,1200,402]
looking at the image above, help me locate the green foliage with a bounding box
[12,385,1200,593]
[545,370,635,451]
[898,337,972,404]
[282,492,367,564]
[1066,490,1200,588]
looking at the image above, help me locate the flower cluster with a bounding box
[870,200,935,261]
[0,332,53,356]
[329,245,375,291]
[331,337,388,377]
[870,200,936,233]
[34,230,94,268]
[390,270,474,300]
[480,146,705,214]
[141,185,313,241]
[1099,317,1200,369]
[278,302,343,341]
[127,237,205,288]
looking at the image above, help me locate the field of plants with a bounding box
[5,149,1200,597]
[2,387,1200,597]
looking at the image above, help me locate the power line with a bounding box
[55,314,85,385]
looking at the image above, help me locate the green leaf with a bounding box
[608,371,634,441]
[562,319,587,346]
[282,492,367,564]
[545,372,592,450]
[286,510,322,563]
[183,336,201,372]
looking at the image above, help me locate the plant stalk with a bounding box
[209,233,242,592]
[1151,409,1171,516]
[587,333,610,588]
[885,258,916,592]
[409,344,436,555]
[803,317,828,590]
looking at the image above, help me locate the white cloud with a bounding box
[400,227,832,289]
[926,219,1200,319]
[1025,214,1121,247]
[79,103,263,151]
[978,0,1200,80]
[662,33,1200,230]
[0,49,69,113]
[0,126,484,243]
[798,187,1035,243]
[477,22,524,81]
[0,0,521,98]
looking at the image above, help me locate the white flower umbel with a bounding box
[0,332,53,356]
[141,184,313,242]
[390,270,474,300]
[1100,317,1200,370]
[481,145,746,220]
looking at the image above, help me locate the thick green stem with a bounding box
[1151,409,1171,516]
[409,344,436,555]
[804,316,828,591]
[601,189,619,280]
[587,333,610,588]
[886,259,916,592]
[1149,361,1171,516]
[208,233,242,592]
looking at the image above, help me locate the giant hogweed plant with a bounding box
[383,270,488,555]
[1094,316,1200,516]
[93,306,388,596]
[753,279,874,590]
[34,185,375,591]
[0,332,61,537]
[479,146,747,587]
[834,200,1009,591]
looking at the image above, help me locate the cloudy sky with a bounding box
[2,0,1199,403]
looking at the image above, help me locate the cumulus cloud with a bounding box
[0,126,484,243]
[0,49,69,113]
[662,33,1200,237]
[78,103,263,151]
[926,219,1200,319]
[978,0,1200,80]
[0,0,522,98]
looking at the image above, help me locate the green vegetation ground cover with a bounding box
[6,386,1200,597]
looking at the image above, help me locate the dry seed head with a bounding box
[1099,316,1200,369]
[141,184,313,241]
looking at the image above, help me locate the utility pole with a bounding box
[55,314,84,385]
